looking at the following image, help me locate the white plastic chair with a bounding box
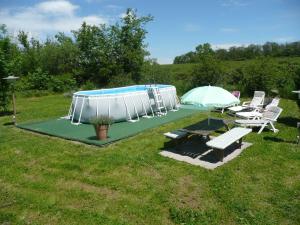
[228,91,265,113]
[235,106,283,134]
[236,97,280,119]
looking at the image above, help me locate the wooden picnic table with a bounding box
[164,118,235,149]
[179,118,234,140]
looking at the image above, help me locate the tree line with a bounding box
[174,42,300,64]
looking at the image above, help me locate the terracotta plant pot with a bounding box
[95,125,109,140]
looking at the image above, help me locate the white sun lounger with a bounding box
[228,91,265,113]
[236,98,280,119]
[206,127,252,161]
[235,106,283,134]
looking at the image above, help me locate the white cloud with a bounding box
[220,0,249,7]
[0,0,108,38]
[211,43,249,50]
[184,24,200,32]
[85,0,105,3]
[36,0,78,16]
[220,27,238,32]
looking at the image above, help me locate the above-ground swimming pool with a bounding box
[68,84,179,124]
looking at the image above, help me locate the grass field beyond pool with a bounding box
[0,94,299,225]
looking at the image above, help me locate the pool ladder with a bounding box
[150,86,167,116]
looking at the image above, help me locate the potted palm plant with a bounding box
[90,115,113,140]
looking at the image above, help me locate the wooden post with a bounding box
[12,92,17,125]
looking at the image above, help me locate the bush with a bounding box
[16,70,77,93]
[48,73,76,92]
[25,68,51,90]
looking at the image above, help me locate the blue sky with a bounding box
[0,0,299,64]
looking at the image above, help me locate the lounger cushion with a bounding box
[228,105,246,112]
[235,119,267,124]
[236,111,262,118]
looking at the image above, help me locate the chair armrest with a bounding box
[254,108,264,112]
[252,115,261,120]
[242,101,250,106]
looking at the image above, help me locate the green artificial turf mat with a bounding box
[17,108,199,146]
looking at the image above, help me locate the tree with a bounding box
[73,22,112,85]
[18,31,42,74]
[192,56,223,87]
[0,24,18,111]
[173,41,300,63]
[0,49,10,111]
[73,9,153,86]
[116,8,153,82]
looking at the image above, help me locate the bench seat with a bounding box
[206,127,252,161]
[164,130,188,139]
[164,130,189,148]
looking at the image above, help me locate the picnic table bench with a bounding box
[163,118,234,147]
[206,127,252,161]
[164,130,189,147]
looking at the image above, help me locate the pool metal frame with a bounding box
[67,85,179,125]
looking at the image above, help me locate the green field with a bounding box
[159,57,300,75]
[0,94,300,225]
[151,57,300,96]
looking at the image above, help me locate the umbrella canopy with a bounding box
[181,86,240,109]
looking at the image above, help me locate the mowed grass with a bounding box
[0,94,299,225]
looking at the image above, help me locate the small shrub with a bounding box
[90,115,114,126]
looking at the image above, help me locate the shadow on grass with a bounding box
[162,135,242,164]
[277,116,300,128]
[3,122,15,126]
[0,110,13,117]
[263,136,298,144]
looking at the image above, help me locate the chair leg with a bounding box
[258,122,268,134]
[270,122,279,133]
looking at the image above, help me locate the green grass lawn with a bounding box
[0,94,299,225]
